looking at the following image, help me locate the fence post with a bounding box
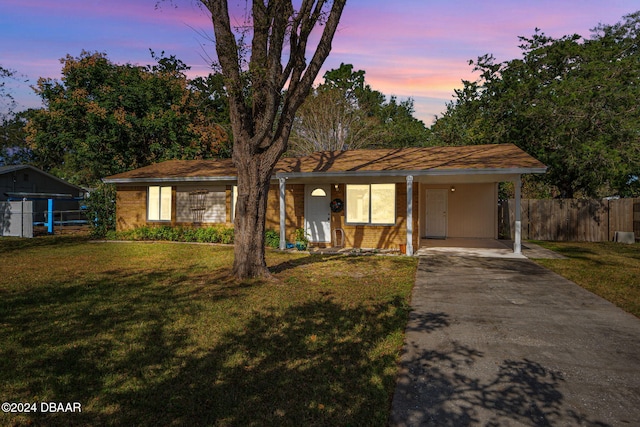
[20,199,25,238]
[47,198,54,234]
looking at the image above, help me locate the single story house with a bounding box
[103,143,546,255]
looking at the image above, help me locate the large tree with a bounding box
[26,51,230,187]
[199,0,347,278]
[289,63,431,155]
[431,11,640,198]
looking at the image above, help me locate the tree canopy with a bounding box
[431,11,640,198]
[25,50,230,187]
[0,65,26,165]
[289,63,431,155]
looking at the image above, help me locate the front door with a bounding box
[305,184,331,243]
[425,189,448,238]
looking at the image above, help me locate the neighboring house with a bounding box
[0,165,86,225]
[103,144,546,255]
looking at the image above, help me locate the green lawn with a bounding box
[0,236,417,426]
[532,241,640,318]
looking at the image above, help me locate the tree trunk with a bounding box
[232,158,272,278]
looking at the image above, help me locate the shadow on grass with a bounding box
[269,254,339,274]
[1,265,410,426]
[269,251,412,274]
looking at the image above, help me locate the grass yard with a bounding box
[0,236,417,426]
[532,241,640,318]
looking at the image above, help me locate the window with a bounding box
[176,186,226,223]
[311,188,327,197]
[346,183,395,225]
[148,186,172,221]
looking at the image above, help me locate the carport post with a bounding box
[279,177,286,250]
[406,175,414,256]
[47,198,54,234]
[514,176,522,254]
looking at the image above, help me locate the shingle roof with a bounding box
[104,158,237,181]
[276,144,545,174]
[103,144,546,183]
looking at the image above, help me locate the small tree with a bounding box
[289,63,431,155]
[199,0,347,278]
[289,86,380,154]
[84,183,117,238]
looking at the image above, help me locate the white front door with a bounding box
[305,184,331,243]
[425,189,448,238]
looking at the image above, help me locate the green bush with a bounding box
[84,183,116,238]
[108,225,235,244]
[265,229,280,248]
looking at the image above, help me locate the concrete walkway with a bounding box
[390,252,640,426]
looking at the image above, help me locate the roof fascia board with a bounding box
[275,167,547,180]
[104,167,546,184]
[102,176,238,184]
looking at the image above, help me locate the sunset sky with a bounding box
[1,0,638,123]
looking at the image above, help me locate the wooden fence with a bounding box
[499,198,640,242]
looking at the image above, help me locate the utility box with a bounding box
[614,231,636,244]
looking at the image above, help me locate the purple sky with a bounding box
[1,0,637,124]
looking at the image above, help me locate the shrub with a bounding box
[84,183,116,238]
[108,225,235,245]
[265,229,280,248]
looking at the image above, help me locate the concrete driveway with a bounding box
[390,253,640,426]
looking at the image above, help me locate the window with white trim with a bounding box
[148,186,172,221]
[345,183,396,225]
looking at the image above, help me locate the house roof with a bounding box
[103,144,546,184]
[0,164,85,192]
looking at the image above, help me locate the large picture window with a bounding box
[346,183,395,225]
[148,186,172,221]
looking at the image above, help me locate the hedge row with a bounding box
[105,225,235,244]
[105,226,282,248]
